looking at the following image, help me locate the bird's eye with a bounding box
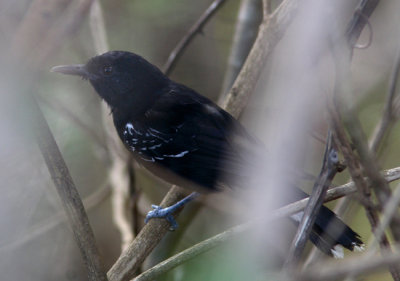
[103,65,113,75]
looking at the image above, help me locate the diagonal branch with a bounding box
[221,0,299,117]
[31,91,107,280]
[284,132,340,268]
[369,42,400,152]
[162,0,227,75]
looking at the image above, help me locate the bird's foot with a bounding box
[145,204,179,230]
[144,192,199,230]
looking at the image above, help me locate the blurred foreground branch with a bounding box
[330,29,400,279]
[9,0,107,279]
[31,93,107,280]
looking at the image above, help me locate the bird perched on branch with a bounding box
[52,50,363,257]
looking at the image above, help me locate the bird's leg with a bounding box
[145,192,199,230]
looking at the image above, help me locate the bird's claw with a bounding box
[145,205,178,230]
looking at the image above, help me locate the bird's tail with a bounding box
[291,205,364,258]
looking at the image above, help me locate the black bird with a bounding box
[51,50,363,257]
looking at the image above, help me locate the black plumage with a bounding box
[51,50,363,256]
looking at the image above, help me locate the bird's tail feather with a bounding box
[291,205,363,257]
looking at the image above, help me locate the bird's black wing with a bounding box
[121,84,256,191]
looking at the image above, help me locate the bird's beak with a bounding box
[50,64,91,79]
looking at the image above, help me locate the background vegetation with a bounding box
[1,0,400,280]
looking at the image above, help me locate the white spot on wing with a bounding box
[149,144,162,150]
[164,151,189,158]
[126,123,134,135]
[125,123,142,135]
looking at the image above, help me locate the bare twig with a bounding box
[369,43,400,152]
[89,0,108,54]
[31,93,107,280]
[370,182,400,251]
[9,0,107,278]
[107,186,189,281]
[162,0,227,75]
[345,0,381,49]
[131,167,400,281]
[262,0,271,18]
[219,0,262,97]
[89,0,136,251]
[221,0,299,117]
[285,133,339,268]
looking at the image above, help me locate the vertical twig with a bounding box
[219,0,262,97]
[89,0,136,251]
[370,183,400,251]
[221,0,299,117]
[9,0,107,279]
[369,43,400,152]
[285,133,339,268]
[30,91,107,280]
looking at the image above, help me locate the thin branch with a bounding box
[107,186,189,281]
[219,0,262,97]
[131,167,400,281]
[285,132,339,268]
[345,0,381,49]
[221,0,300,117]
[89,0,136,252]
[370,182,400,251]
[89,0,108,54]
[31,92,107,280]
[369,42,400,152]
[262,0,271,18]
[162,0,227,76]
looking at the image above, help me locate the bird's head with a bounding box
[51,51,169,113]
